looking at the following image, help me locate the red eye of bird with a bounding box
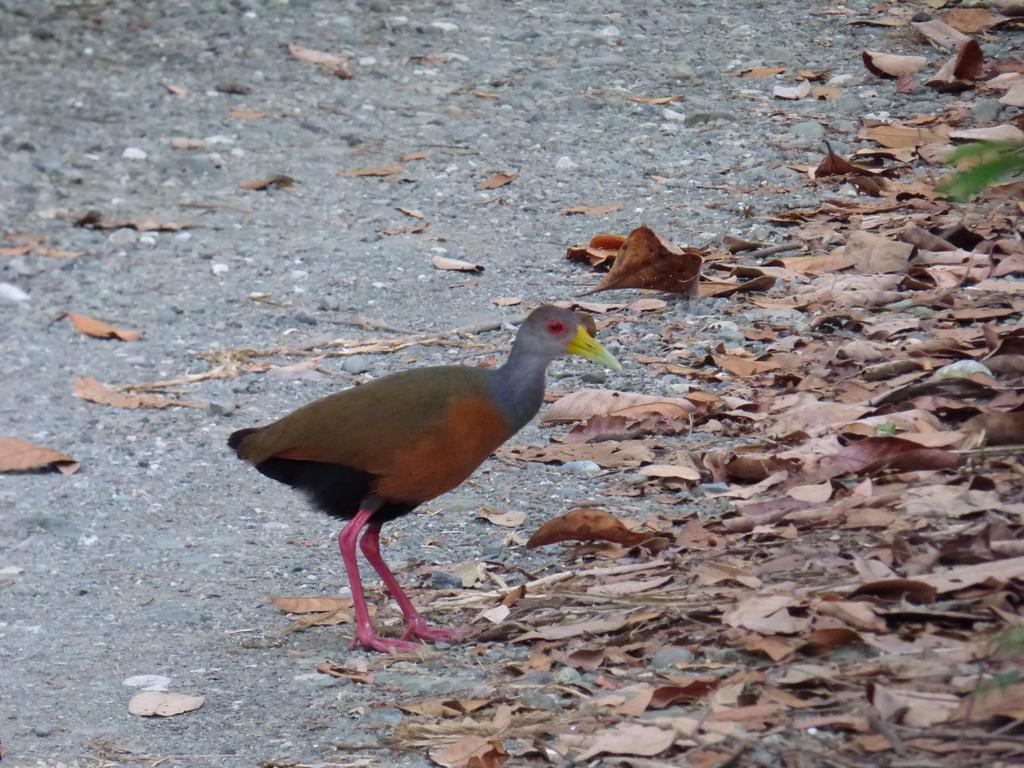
[546,319,565,334]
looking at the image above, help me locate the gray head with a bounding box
[510,305,621,369]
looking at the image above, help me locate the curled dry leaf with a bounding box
[397,207,424,219]
[316,660,373,684]
[169,137,207,149]
[432,254,484,273]
[339,163,405,178]
[74,211,194,232]
[544,388,697,424]
[227,106,268,120]
[773,80,811,100]
[842,231,914,273]
[962,411,1024,446]
[128,692,204,717]
[623,94,683,104]
[943,8,1007,34]
[730,66,786,77]
[74,376,208,411]
[862,51,927,79]
[912,19,970,50]
[65,312,143,341]
[566,232,627,269]
[477,171,518,190]
[475,507,525,527]
[638,462,701,483]
[496,440,654,468]
[287,42,353,78]
[492,296,522,306]
[0,437,79,475]
[949,125,1024,143]
[574,722,676,761]
[833,436,962,474]
[269,595,353,613]
[526,507,666,549]
[580,226,703,296]
[926,40,984,92]
[239,175,296,190]
[858,123,951,149]
[429,735,507,768]
[558,203,623,216]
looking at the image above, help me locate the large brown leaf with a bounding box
[580,226,702,296]
[833,436,962,474]
[544,388,697,423]
[526,507,665,548]
[65,312,143,341]
[0,437,79,475]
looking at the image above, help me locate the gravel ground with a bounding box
[1,1,1018,766]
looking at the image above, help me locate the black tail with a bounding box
[227,427,258,453]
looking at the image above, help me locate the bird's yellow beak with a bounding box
[566,324,622,370]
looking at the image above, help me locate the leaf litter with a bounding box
[377,13,1024,764]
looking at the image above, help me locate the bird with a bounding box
[228,305,621,653]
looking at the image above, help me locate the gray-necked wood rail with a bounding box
[229,305,621,653]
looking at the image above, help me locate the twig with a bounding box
[747,242,804,260]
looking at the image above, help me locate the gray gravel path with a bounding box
[2,1,1017,766]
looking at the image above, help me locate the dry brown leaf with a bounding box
[472,89,502,100]
[943,8,1006,33]
[773,80,811,100]
[962,412,1024,446]
[724,595,810,635]
[169,137,207,150]
[518,611,655,642]
[432,255,484,273]
[926,40,984,91]
[869,685,958,727]
[287,42,353,78]
[862,51,927,78]
[558,203,623,216]
[475,507,525,528]
[527,508,665,549]
[858,124,950,148]
[699,274,776,298]
[833,436,962,474]
[74,376,207,411]
[74,211,194,232]
[0,437,79,475]
[269,595,353,613]
[65,312,143,341]
[814,147,884,178]
[477,172,517,190]
[492,296,522,306]
[581,225,703,296]
[239,175,295,191]
[912,19,970,49]
[397,207,424,219]
[949,125,1024,142]
[566,233,628,269]
[956,682,1024,721]
[0,245,32,256]
[496,441,653,468]
[575,722,675,761]
[163,83,187,96]
[623,94,683,104]
[128,692,204,718]
[789,480,833,503]
[226,107,269,120]
[730,66,786,78]
[912,556,1024,594]
[638,462,701,484]
[545,388,697,424]
[843,231,914,273]
[339,163,405,178]
[315,660,373,684]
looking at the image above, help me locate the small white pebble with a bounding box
[555,156,577,171]
[430,20,459,32]
[122,147,147,160]
[211,263,229,275]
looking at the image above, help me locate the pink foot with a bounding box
[402,620,473,644]
[350,631,424,655]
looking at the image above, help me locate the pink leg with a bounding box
[338,501,421,654]
[360,522,472,644]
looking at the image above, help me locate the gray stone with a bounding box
[374,670,484,695]
[293,309,318,325]
[427,570,463,589]
[650,645,695,670]
[340,355,372,374]
[685,111,734,125]
[972,98,1003,125]
[788,120,826,146]
[107,228,138,247]
[580,371,606,384]
[562,460,601,475]
[555,666,582,684]
[832,93,865,116]
[33,724,52,737]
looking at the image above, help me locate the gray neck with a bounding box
[488,342,551,433]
